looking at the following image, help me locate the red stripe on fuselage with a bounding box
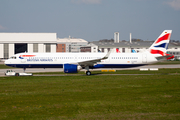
[20,55,36,57]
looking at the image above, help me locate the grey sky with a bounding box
[0,0,180,41]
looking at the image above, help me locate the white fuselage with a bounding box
[5,52,158,69]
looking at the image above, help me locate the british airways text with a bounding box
[27,59,53,62]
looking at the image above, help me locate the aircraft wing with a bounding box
[68,50,111,67]
[78,58,104,67]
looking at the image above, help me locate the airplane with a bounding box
[5,30,174,75]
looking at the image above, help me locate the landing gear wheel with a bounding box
[15,73,19,76]
[86,71,91,76]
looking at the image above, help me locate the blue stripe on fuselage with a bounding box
[6,64,147,69]
[6,64,63,68]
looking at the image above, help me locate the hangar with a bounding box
[0,33,57,59]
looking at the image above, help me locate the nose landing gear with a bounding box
[85,66,91,76]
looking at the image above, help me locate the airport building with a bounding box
[80,32,180,59]
[57,37,88,53]
[81,41,180,59]
[80,43,98,53]
[0,33,57,59]
[91,41,179,52]
[0,33,89,59]
[89,41,180,59]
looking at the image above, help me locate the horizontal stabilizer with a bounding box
[155,54,174,61]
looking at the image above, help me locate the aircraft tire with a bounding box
[86,71,91,76]
[15,73,19,76]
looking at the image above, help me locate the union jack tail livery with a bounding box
[149,30,172,56]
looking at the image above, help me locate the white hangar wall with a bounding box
[0,33,57,59]
[0,44,3,58]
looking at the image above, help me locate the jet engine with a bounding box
[63,64,82,73]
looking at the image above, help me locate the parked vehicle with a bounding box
[5,70,33,76]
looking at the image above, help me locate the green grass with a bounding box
[152,60,180,65]
[0,64,16,69]
[0,74,180,119]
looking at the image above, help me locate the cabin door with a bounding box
[142,54,147,63]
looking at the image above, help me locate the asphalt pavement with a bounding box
[0,64,180,77]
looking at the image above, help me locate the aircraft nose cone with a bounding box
[4,60,9,65]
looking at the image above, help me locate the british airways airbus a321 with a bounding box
[5,30,174,75]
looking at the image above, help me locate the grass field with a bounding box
[0,64,15,69]
[152,60,180,65]
[0,73,180,119]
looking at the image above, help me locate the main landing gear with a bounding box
[86,71,91,76]
[23,68,26,73]
[85,66,91,76]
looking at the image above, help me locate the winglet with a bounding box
[102,49,112,60]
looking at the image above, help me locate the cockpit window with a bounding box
[10,56,16,59]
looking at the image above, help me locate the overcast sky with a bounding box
[0,0,180,41]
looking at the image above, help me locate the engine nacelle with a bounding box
[63,64,80,73]
[63,64,78,73]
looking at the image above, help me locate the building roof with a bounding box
[57,37,88,43]
[92,41,180,48]
[0,33,57,43]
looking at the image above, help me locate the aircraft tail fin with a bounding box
[149,30,172,56]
